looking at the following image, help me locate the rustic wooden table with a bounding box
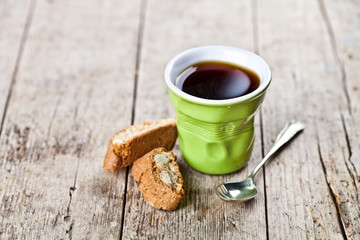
[1,0,359,239]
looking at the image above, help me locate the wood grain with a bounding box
[0,0,359,239]
[0,0,141,238]
[258,0,353,239]
[122,0,267,239]
[317,0,360,238]
[0,0,32,128]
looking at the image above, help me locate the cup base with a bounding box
[182,155,250,175]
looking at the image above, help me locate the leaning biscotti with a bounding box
[103,118,177,172]
[132,147,184,210]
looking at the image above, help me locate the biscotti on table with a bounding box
[103,118,177,172]
[102,118,184,210]
[132,147,185,210]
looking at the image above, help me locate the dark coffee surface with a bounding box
[176,61,260,100]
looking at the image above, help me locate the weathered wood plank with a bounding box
[0,0,32,129]
[258,0,353,239]
[317,0,360,238]
[0,0,141,238]
[122,0,267,239]
[1,0,358,239]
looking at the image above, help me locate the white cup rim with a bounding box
[164,45,272,105]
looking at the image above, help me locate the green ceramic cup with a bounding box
[164,46,271,174]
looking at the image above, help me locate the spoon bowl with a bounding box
[215,177,258,202]
[215,120,305,202]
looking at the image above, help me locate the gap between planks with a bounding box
[251,0,270,239]
[340,113,359,202]
[316,139,348,240]
[119,0,147,239]
[317,0,351,115]
[0,0,37,138]
[318,0,357,238]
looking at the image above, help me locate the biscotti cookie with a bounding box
[132,147,184,210]
[103,118,177,172]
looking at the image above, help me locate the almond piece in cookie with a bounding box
[132,147,184,211]
[103,118,177,172]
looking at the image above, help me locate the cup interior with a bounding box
[165,45,271,105]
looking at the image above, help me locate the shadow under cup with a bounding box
[165,46,271,175]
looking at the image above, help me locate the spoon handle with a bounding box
[250,120,305,178]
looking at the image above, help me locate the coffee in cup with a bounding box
[175,61,260,100]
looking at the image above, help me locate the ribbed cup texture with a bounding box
[177,111,255,141]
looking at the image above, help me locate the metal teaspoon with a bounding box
[215,120,305,202]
